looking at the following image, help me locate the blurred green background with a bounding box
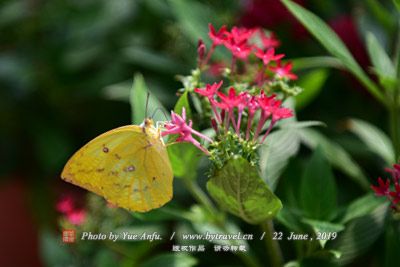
[0,0,396,266]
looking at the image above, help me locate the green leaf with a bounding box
[276,206,304,232]
[130,73,169,125]
[167,143,200,179]
[174,91,192,119]
[259,128,301,190]
[39,229,73,267]
[329,203,388,265]
[366,32,397,90]
[207,157,282,224]
[295,69,329,109]
[339,193,386,224]
[168,0,213,46]
[347,118,395,165]
[299,128,370,190]
[282,0,384,104]
[140,253,197,267]
[394,0,400,12]
[300,147,338,221]
[279,121,326,129]
[302,219,345,248]
[291,56,344,71]
[187,205,248,246]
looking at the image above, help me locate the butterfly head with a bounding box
[143,118,154,128]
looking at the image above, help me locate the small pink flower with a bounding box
[269,61,298,80]
[389,183,400,204]
[56,196,74,214]
[194,81,223,99]
[254,48,284,66]
[66,209,86,226]
[225,38,253,60]
[194,81,223,123]
[209,24,228,46]
[259,30,281,49]
[162,108,212,154]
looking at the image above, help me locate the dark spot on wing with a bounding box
[152,177,156,181]
[115,154,121,160]
[125,165,135,172]
[109,171,118,176]
[133,188,140,192]
[102,146,109,153]
[96,168,105,172]
[143,185,149,191]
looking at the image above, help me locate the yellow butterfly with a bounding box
[61,118,173,212]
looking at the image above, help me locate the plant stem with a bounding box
[182,179,217,215]
[390,99,400,161]
[261,220,283,267]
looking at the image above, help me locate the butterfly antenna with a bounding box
[145,92,150,119]
[151,107,169,121]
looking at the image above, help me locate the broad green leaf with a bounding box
[300,147,338,221]
[366,32,397,90]
[140,253,197,267]
[282,0,385,104]
[339,193,385,224]
[295,69,329,109]
[329,203,388,265]
[302,219,345,248]
[130,73,169,124]
[207,157,282,224]
[347,118,395,165]
[299,128,370,190]
[167,142,201,179]
[259,128,301,190]
[174,91,192,119]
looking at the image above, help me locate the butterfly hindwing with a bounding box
[61,125,173,212]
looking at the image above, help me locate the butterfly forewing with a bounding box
[61,125,173,212]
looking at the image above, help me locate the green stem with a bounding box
[390,100,400,161]
[182,179,217,215]
[261,220,284,267]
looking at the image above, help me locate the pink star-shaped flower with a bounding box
[269,61,298,80]
[254,48,284,66]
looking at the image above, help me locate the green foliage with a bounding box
[302,219,344,248]
[300,147,338,221]
[140,253,197,267]
[295,69,329,109]
[299,128,369,190]
[282,0,385,104]
[366,32,397,91]
[259,128,300,190]
[168,143,200,180]
[207,157,282,224]
[329,204,388,265]
[338,193,385,224]
[347,118,395,165]
[130,73,169,124]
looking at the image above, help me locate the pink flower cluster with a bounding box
[161,82,293,154]
[371,163,400,211]
[56,195,86,225]
[161,108,213,154]
[194,82,293,143]
[199,24,297,81]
